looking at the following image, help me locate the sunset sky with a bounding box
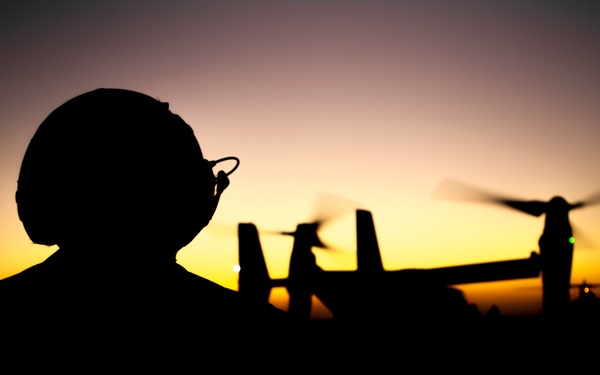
[2,0,600,318]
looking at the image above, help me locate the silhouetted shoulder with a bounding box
[167,262,290,322]
[0,248,287,322]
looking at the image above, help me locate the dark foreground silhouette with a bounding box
[0,89,292,356]
[1,89,596,368]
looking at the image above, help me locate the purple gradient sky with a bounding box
[2,1,600,317]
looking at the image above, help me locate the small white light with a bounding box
[233,264,241,273]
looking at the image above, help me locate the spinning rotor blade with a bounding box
[286,193,358,253]
[308,192,360,226]
[580,189,600,208]
[433,178,508,202]
[500,200,546,217]
[280,222,347,254]
[571,224,597,250]
[280,222,325,248]
[433,178,545,217]
[249,221,333,251]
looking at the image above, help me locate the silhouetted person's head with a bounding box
[16,88,225,260]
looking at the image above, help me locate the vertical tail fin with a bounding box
[238,223,272,303]
[356,209,384,273]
